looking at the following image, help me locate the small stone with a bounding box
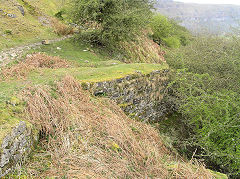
[56,47,61,50]
[83,50,88,52]
[10,53,17,58]
[84,60,89,63]
[42,40,50,45]
[7,14,17,18]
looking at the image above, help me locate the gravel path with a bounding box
[0,35,72,67]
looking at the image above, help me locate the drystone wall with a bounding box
[0,121,37,177]
[85,70,170,122]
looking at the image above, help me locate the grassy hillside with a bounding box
[0,0,231,177]
[0,36,227,178]
[0,0,63,50]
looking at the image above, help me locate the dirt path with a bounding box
[0,35,72,67]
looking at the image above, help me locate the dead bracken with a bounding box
[1,53,72,79]
[20,76,213,178]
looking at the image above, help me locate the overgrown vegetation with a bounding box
[165,36,240,177]
[69,0,154,47]
[150,14,191,48]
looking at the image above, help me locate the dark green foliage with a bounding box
[54,10,65,20]
[150,14,191,48]
[164,36,181,48]
[165,37,240,177]
[69,0,154,46]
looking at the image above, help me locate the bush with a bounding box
[51,18,74,36]
[151,15,173,42]
[150,14,191,48]
[69,0,153,46]
[165,36,240,177]
[164,36,181,48]
[166,37,240,92]
[168,70,240,177]
[54,10,65,20]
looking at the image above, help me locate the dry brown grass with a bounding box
[1,53,71,79]
[20,76,214,178]
[51,18,74,36]
[121,32,166,64]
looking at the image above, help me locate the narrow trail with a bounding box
[0,35,72,67]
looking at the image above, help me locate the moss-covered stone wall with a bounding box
[85,70,170,122]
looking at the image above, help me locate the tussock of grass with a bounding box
[19,76,213,178]
[51,18,74,36]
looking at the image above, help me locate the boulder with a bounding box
[18,6,25,16]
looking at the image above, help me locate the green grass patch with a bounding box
[29,63,169,83]
[0,99,30,144]
[28,38,122,67]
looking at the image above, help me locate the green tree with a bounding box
[150,14,191,48]
[69,0,154,46]
[150,14,173,42]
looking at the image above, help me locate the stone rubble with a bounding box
[0,121,37,178]
[0,35,72,67]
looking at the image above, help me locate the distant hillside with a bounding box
[155,0,240,34]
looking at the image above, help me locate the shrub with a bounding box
[69,0,154,46]
[166,37,240,92]
[151,14,173,42]
[165,36,240,177]
[54,10,65,20]
[51,18,74,36]
[168,70,240,177]
[163,36,181,48]
[150,14,191,48]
